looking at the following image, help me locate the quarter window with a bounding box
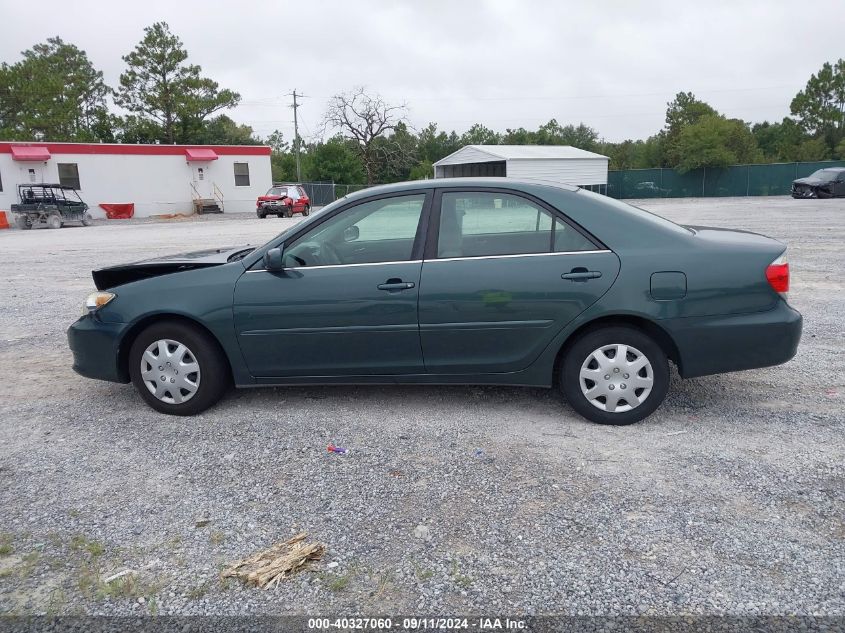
[283,194,426,268]
[58,163,81,189]
[234,162,250,186]
[554,219,598,252]
[437,192,595,258]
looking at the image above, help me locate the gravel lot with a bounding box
[0,196,843,618]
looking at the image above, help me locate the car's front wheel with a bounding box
[561,326,669,425]
[302,205,310,216]
[128,321,230,415]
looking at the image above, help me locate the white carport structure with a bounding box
[433,145,609,193]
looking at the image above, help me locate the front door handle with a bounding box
[562,269,602,281]
[377,279,416,291]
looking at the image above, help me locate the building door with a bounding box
[191,165,213,199]
[21,165,43,184]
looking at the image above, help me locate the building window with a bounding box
[58,163,81,189]
[28,168,36,183]
[234,162,250,187]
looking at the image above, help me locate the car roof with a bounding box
[340,177,579,201]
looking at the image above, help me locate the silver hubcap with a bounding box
[579,343,653,413]
[140,339,201,404]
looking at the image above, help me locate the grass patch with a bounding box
[0,533,14,556]
[413,562,434,581]
[449,561,472,589]
[186,581,210,600]
[318,570,352,592]
[70,534,104,558]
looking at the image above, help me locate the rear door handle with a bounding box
[377,280,416,291]
[562,270,602,281]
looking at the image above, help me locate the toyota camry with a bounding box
[68,179,802,425]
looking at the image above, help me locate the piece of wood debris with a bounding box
[220,532,325,589]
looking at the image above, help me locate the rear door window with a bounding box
[437,191,595,258]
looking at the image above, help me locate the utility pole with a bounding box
[289,89,304,182]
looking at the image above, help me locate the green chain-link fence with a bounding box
[607,160,845,199]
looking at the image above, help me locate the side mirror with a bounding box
[263,247,284,271]
[343,225,360,242]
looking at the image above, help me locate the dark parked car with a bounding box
[68,179,801,425]
[791,167,845,198]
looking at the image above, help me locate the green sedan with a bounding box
[68,179,802,425]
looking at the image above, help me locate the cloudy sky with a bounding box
[2,0,843,143]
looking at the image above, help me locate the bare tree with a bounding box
[323,87,408,184]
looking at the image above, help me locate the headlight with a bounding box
[83,291,116,314]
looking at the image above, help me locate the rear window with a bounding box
[577,189,693,235]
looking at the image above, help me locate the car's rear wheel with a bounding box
[561,326,669,425]
[128,321,230,415]
[15,215,32,230]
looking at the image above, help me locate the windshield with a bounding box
[810,169,840,180]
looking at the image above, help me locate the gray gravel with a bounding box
[0,196,843,617]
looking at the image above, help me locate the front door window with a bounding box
[283,194,426,267]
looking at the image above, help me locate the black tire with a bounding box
[15,215,32,230]
[81,213,93,226]
[257,210,267,219]
[128,321,230,416]
[302,205,310,216]
[47,214,62,229]
[283,207,293,218]
[561,326,669,425]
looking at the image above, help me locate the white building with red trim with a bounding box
[0,142,272,218]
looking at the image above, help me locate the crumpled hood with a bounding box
[792,176,827,186]
[92,245,254,290]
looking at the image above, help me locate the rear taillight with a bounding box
[766,253,789,298]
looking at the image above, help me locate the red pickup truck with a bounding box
[256,184,311,218]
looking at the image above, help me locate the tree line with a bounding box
[1,22,843,185]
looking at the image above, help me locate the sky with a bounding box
[1,0,843,144]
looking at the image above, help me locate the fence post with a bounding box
[702,167,706,197]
